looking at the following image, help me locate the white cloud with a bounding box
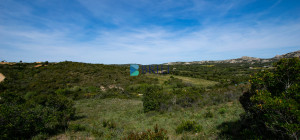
[0,0,299,64]
[1,19,300,64]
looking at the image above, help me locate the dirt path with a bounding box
[0,73,5,82]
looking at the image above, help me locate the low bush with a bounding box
[175,120,202,134]
[218,108,227,114]
[0,92,75,139]
[164,77,185,88]
[102,119,117,129]
[142,84,204,112]
[204,110,214,118]
[142,84,170,112]
[125,124,168,140]
[172,87,203,107]
[68,124,86,132]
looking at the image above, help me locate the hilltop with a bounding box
[165,50,300,65]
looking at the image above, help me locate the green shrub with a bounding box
[218,108,227,114]
[91,128,104,137]
[164,77,185,88]
[172,87,203,107]
[239,58,300,139]
[31,133,49,140]
[24,91,38,100]
[68,124,86,132]
[204,110,214,118]
[55,88,81,99]
[0,92,75,139]
[55,88,71,96]
[175,120,202,134]
[142,84,204,112]
[102,119,117,129]
[142,84,170,112]
[125,124,168,140]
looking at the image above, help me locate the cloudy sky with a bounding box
[0,0,300,64]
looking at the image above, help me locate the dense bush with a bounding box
[164,76,185,88]
[169,62,264,85]
[172,87,203,107]
[175,120,202,134]
[0,62,158,96]
[142,84,171,112]
[0,92,75,139]
[125,124,168,140]
[204,110,214,118]
[142,83,206,112]
[239,58,300,139]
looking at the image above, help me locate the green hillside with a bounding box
[0,58,299,139]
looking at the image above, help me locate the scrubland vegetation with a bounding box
[0,58,299,139]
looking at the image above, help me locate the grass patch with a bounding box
[146,74,218,87]
[50,98,244,139]
[200,65,215,67]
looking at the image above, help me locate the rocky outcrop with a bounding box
[164,50,300,65]
[273,50,300,59]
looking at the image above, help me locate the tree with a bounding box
[240,58,300,139]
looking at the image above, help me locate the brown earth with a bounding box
[0,62,16,65]
[0,73,5,82]
[34,64,48,68]
[34,64,43,67]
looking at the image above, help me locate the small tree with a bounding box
[142,84,170,112]
[240,58,300,139]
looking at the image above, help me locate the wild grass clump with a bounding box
[102,119,117,129]
[175,120,203,134]
[68,124,86,132]
[124,124,168,140]
[218,107,227,114]
[204,110,214,118]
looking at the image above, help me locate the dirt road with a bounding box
[0,73,5,82]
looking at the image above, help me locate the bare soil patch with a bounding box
[0,73,5,82]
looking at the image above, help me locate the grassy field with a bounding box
[146,74,219,87]
[51,98,244,139]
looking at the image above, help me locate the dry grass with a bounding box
[200,65,215,67]
[146,74,218,87]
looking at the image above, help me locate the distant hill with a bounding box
[165,50,300,65]
[273,50,300,59]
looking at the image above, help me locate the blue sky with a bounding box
[0,0,300,64]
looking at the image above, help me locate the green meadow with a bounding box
[51,98,244,139]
